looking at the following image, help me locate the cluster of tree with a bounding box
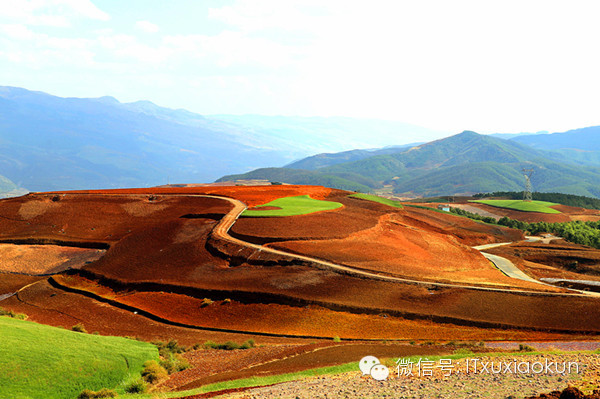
[473,191,600,210]
[496,217,600,249]
[449,206,600,249]
[449,207,497,224]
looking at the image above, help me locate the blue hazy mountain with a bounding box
[511,126,600,150]
[209,114,447,154]
[509,126,600,167]
[0,87,443,193]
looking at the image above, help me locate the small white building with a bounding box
[438,204,451,212]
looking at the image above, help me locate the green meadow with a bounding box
[0,317,158,399]
[242,195,343,217]
[470,199,561,214]
[348,193,403,209]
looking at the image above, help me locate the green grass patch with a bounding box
[470,199,561,214]
[348,193,403,209]
[0,317,158,399]
[242,195,342,217]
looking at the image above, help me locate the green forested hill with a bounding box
[218,131,600,198]
[218,168,374,192]
[285,144,419,170]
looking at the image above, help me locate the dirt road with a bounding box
[210,195,596,297]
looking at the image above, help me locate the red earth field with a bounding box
[1,185,599,393]
[485,240,600,286]
[452,201,600,223]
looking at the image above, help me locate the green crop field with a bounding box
[0,316,158,399]
[242,195,343,217]
[348,193,403,209]
[470,199,561,214]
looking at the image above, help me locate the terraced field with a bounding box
[1,184,599,396]
[470,199,561,214]
[242,195,343,217]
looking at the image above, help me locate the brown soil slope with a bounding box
[52,185,332,207]
[231,192,385,242]
[0,244,104,275]
[486,241,600,281]
[269,213,527,286]
[464,202,600,223]
[403,205,524,244]
[0,193,232,246]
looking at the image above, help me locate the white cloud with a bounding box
[201,0,600,132]
[208,0,329,33]
[98,33,171,63]
[61,0,109,21]
[0,0,109,27]
[0,24,36,40]
[135,20,159,33]
[2,0,600,134]
[163,31,299,68]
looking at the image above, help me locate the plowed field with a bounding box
[1,185,599,365]
[461,202,600,223]
[0,243,104,275]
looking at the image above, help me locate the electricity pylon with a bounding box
[522,168,534,202]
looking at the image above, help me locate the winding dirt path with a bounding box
[473,239,600,297]
[209,195,597,297]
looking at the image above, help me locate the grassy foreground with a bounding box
[0,317,158,399]
[470,199,561,214]
[348,193,403,209]
[242,195,343,217]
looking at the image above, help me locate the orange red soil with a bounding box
[114,291,574,341]
[268,212,537,287]
[1,279,309,345]
[2,186,600,341]
[402,206,524,245]
[51,268,600,335]
[232,192,392,242]
[463,202,600,223]
[161,343,339,391]
[0,243,104,275]
[52,185,332,207]
[86,217,229,284]
[30,274,585,342]
[486,241,600,281]
[0,193,232,244]
[0,273,42,293]
[174,343,455,391]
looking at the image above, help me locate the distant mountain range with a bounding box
[2,86,600,198]
[285,143,423,170]
[0,86,444,194]
[219,130,600,198]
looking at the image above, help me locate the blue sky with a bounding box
[1,0,600,137]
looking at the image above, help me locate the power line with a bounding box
[522,168,534,202]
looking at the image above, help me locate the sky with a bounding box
[1,0,600,137]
